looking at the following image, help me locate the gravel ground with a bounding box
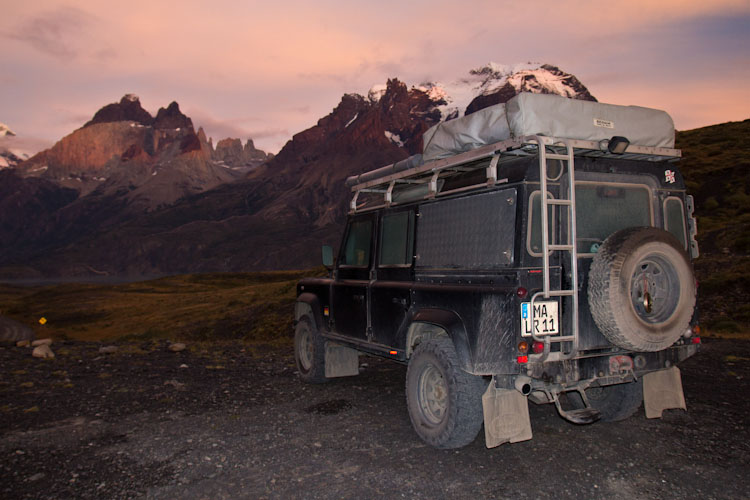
[1,338,748,499]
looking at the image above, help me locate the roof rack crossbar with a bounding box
[348,136,681,212]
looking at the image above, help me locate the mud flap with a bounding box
[482,384,533,448]
[643,366,687,418]
[324,343,359,378]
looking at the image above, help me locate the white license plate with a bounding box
[521,301,559,337]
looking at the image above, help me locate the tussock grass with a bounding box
[0,269,324,343]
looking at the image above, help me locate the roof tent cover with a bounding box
[422,93,675,161]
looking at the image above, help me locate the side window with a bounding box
[664,197,688,249]
[342,219,372,267]
[379,211,414,267]
[527,191,556,256]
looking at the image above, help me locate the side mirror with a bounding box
[322,245,334,268]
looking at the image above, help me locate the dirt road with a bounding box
[1,338,748,499]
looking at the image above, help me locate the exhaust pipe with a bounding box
[514,376,532,396]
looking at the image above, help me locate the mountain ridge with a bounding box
[1,63,603,277]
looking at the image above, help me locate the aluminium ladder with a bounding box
[529,136,579,361]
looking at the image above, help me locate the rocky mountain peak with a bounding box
[84,94,154,128]
[154,101,193,131]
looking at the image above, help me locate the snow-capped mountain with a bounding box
[370,62,595,120]
[0,122,16,137]
[0,122,28,168]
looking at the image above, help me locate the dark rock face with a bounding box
[0,170,79,269]
[84,94,154,128]
[211,138,270,171]
[154,102,194,131]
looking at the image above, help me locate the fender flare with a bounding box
[295,292,326,332]
[406,308,473,372]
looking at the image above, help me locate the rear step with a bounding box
[553,392,602,424]
[557,407,601,425]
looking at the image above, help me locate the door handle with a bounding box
[392,297,408,307]
[353,294,365,302]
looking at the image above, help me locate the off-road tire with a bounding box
[405,337,486,449]
[566,380,643,422]
[294,315,328,384]
[588,227,696,352]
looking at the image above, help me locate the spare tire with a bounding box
[588,227,696,352]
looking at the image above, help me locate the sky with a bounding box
[1,0,749,156]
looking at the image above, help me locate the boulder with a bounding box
[32,344,55,359]
[169,342,186,352]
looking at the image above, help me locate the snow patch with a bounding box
[0,156,8,168]
[345,113,359,128]
[124,94,139,102]
[368,84,387,103]
[29,165,48,173]
[384,131,404,147]
[0,122,16,137]
[401,62,586,123]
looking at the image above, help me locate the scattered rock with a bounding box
[179,364,189,369]
[28,472,45,482]
[16,340,30,348]
[31,338,53,347]
[304,399,353,415]
[32,344,55,359]
[169,343,186,352]
[164,379,186,391]
[99,345,118,354]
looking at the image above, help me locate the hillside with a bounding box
[676,119,750,331]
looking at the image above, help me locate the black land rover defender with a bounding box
[294,94,700,449]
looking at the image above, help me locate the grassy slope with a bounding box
[677,119,750,332]
[0,270,323,344]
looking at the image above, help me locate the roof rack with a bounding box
[348,136,681,213]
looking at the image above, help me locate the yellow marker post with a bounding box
[39,317,47,325]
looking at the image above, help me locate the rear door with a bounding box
[331,214,375,341]
[370,208,415,347]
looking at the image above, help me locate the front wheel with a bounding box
[294,315,328,384]
[405,337,486,449]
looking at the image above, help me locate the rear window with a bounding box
[379,211,414,266]
[664,197,687,249]
[575,183,652,254]
[527,182,653,256]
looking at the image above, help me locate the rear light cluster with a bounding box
[517,340,545,363]
[683,324,701,344]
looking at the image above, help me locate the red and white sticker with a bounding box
[664,170,676,184]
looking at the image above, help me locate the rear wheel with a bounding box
[405,337,486,449]
[294,315,328,384]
